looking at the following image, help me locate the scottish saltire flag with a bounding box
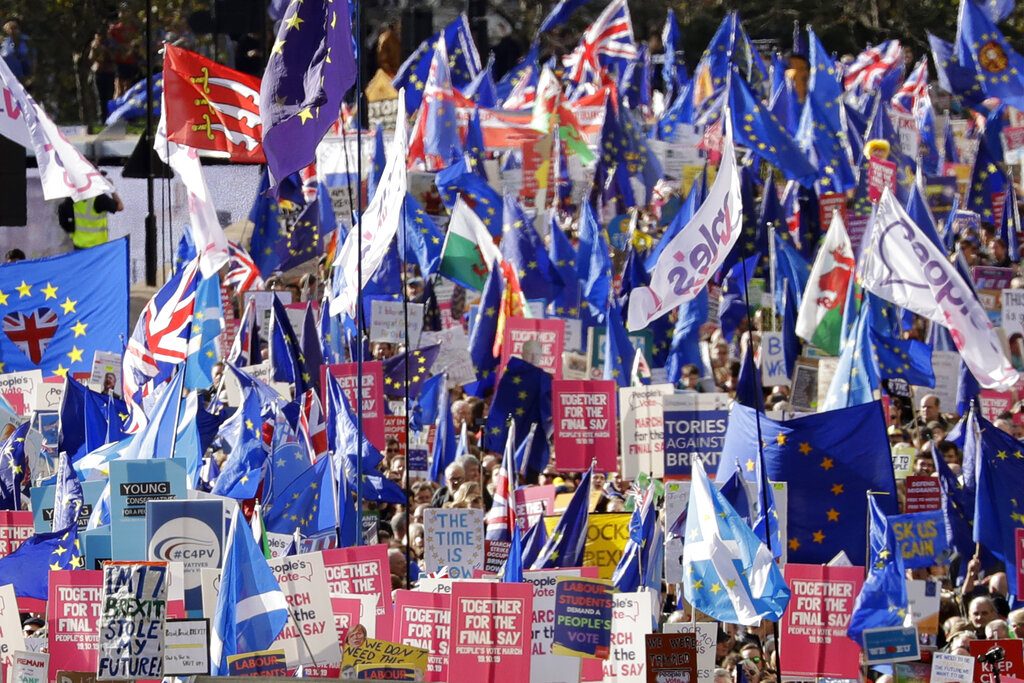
[974,413,1024,596]
[719,401,898,565]
[105,73,162,125]
[563,0,637,86]
[119,368,190,462]
[955,0,1024,111]
[682,460,790,626]
[183,273,224,390]
[259,0,356,190]
[211,507,289,675]
[0,240,127,378]
[51,452,84,531]
[0,422,27,510]
[485,422,517,542]
[393,14,482,115]
[847,496,908,645]
[860,189,1018,388]
[531,465,592,569]
[0,524,82,600]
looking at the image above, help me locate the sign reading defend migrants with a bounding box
[662,393,730,478]
[553,380,618,472]
[96,561,168,680]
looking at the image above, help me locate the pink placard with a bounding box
[867,156,898,203]
[514,485,557,532]
[0,511,34,559]
[500,318,565,378]
[322,544,391,636]
[552,379,618,472]
[47,570,102,681]
[448,581,533,683]
[393,590,451,682]
[330,595,366,643]
[1017,528,1024,601]
[322,361,386,449]
[980,389,1014,422]
[780,564,863,679]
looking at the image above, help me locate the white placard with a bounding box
[370,299,424,345]
[527,569,586,683]
[760,332,789,387]
[663,622,716,683]
[930,652,974,683]
[1002,289,1024,337]
[0,370,42,417]
[9,650,47,683]
[88,351,123,395]
[619,384,673,480]
[268,552,342,667]
[162,619,210,676]
[601,591,654,683]
[420,327,477,386]
[0,584,25,666]
[423,508,484,579]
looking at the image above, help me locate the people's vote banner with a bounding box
[448,581,532,682]
[146,499,224,613]
[553,380,618,472]
[323,545,391,635]
[661,393,730,478]
[47,570,102,681]
[602,591,655,683]
[0,584,25,666]
[551,577,613,659]
[500,318,565,378]
[268,552,341,667]
[392,590,451,682]
[619,384,673,480]
[96,561,168,680]
[645,632,697,683]
[322,362,386,449]
[0,511,34,559]
[780,564,863,679]
[525,568,602,683]
[109,460,186,560]
[423,508,484,579]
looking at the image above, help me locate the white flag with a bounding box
[859,188,1018,388]
[330,89,408,318]
[155,97,230,278]
[627,129,742,330]
[0,58,113,202]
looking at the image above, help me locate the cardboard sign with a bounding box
[760,331,790,387]
[619,384,673,480]
[1004,289,1024,337]
[146,499,224,613]
[904,476,942,513]
[47,570,103,681]
[370,299,424,345]
[862,626,921,664]
[226,649,287,677]
[931,652,975,683]
[420,327,477,387]
[789,358,819,412]
[501,318,565,378]
[780,564,863,679]
[601,591,654,683]
[891,444,916,479]
[330,594,376,644]
[88,352,122,396]
[97,561,168,680]
[661,393,730,478]
[867,156,898,202]
[162,619,210,676]
[341,639,428,680]
[322,361,386,450]
[551,577,613,659]
[524,568,602,683]
[423,508,484,579]
[553,380,618,472]
[448,581,533,682]
[268,552,341,667]
[905,579,941,649]
[0,584,25,666]
[322,545,391,635]
[543,513,630,581]
[818,193,848,230]
[970,639,1024,683]
[645,632,696,683]
[109,460,187,560]
[0,511,34,558]
[663,622,715,683]
[10,650,48,683]
[514,486,556,532]
[890,511,948,567]
[587,327,652,380]
[0,370,42,417]
[392,590,450,682]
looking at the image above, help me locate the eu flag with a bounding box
[871,330,935,388]
[483,358,553,477]
[955,0,1024,111]
[259,0,356,190]
[250,180,333,276]
[392,14,482,115]
[264,456,335,537]
[434,155,504,238]
[928,32,986,106]
[105,73,162,125]
[501,196,563,303]
[973,412,1024,595]
[0,239,127,377]
[0,525,82,600]
[719,401,898,565]
[0,422,27,510]
[847,496,908,645]
[381,344,440,399]
[399,193,443,277]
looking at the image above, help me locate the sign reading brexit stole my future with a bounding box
[110,460,187,560]
[97,561,168,680]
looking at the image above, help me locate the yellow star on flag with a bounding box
[71,321,88,337]
[41,282,58,300]
[15,281,31,298]
[60,297,77,314]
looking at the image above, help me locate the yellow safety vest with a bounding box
[71,199,108,248]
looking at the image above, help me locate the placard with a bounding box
[789,359,819,412]
[980,389,1014,422]
[322,545,391,636]
[322,361,386,449]
[10,650,48,683]
[420,327,477,386]
[109,460,187,561]
[867,156,898,202]
[551,577,613,659]
[863,626,921,664]
[268,552,341,667]
[645,632,696,683]
[601,591,654,683]
[905,579,941,649]
[970,639,1024,683]
[0,370,42,417]
[97,561,168,680]
[341,638,428,680]
[370,300,424,345]
[47,570,103,681]
[587,328,652,380]
[501,318,565,378]
[423,508,484,579]
[661,393,730,478]
[31,480,106,533]
[392,590,450,682]
[553,380,618,472]
[1004,289,1024,337]
[904,476,942,513]
[780,564,863,679]
[0,583,25,666]
[973,266,1015,290]
[761,331,790,387]
[0,511,34,558]
[891,444,915,479]
[226,649,287,677]
[146,499,224,613]
[524,568,601,683]
[818,192,848,230]
[162,619,210,676]
[88,352,122,395]
[663,622,716,683]
[619,384,673,480]
[330,594,376,643]
[514,486,556,532]
[448,581,533,682]
[930,652,974,683]
[890,511,948,567]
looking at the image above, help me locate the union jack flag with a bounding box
[562,0,637,86]
[224,241,264,294]
[3,307,58,365]
[891,56,930,114]
[228,296,260,367]
[300,387,329,461]
[122,259,200,427]
[843,40,903,93]
[484,421,520,542]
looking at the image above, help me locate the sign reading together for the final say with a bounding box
[553,380,618,472]
[500,318,565,378]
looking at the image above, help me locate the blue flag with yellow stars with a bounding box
[966,133,1006,225]
[847,496,908,645]
[399,193,443,278]
[928,32,986,107]
[501,196,563,303]
[0,524,82,600]
[871,329,935,388]
[0,239,127,378]
[974,411,1024,596]
[719,401,898,565]
[393,14,482,115]
[530,465,592,569]
[264,456,334,537]
[105,73,162,125]
[0,422,27,510]
[251,181,334,277]
[259,0,356,191]
[212,387,267,500]
[434,155,503,238]
[381,344,440,400]
[483,357,553,476]
[955,0,1024,111]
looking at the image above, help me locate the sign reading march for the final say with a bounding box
[97,561,168,680]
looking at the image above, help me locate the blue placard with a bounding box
[862,626,921,664]
[109,459,187,560]
[81,528,111,570]
[146,499,225,613]
[29,480,107,532]
[662,394,730,478]
[889,511,950,568]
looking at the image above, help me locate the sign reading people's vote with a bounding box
[423,509,484,578]
[551,577,613,659]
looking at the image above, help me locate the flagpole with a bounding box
[401,191,413,589]
[353,0,365,546]
[143,0,158,287]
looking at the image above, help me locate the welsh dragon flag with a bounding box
[439,196,502,290]
[795,211,854,355]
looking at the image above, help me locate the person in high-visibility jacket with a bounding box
[58,188,123,249]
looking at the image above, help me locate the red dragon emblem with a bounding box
[815,248,855,310]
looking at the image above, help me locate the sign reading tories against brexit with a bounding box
[662,393,731,478]
[553,380,618,472]
[97,561,168,680]
[448,581,533,682]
